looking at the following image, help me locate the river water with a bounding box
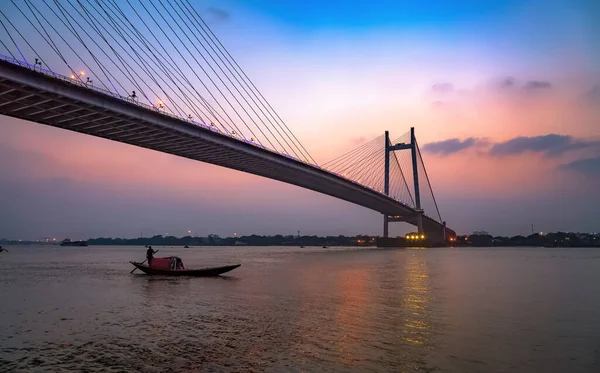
[0,245,599,372]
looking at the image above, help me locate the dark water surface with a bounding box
[1,245,599,372]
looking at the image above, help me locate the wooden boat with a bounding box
[130,256,240,277]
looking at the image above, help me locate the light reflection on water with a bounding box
[0,245,599,372]
[334,267,370,367]
[402,251,431,347]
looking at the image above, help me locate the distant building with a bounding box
[472,230,490,236]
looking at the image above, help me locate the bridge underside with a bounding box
[0,61,454,239]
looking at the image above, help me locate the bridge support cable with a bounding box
[322,136,384,178]
[321,135,383,171]
[159,0,302,161]
[99,0,236,134]
[133,0,313,162]
[390,133,415,206]
[415,139,443,223]
[16,0,174,114]
[172,0,313,166]
[50,0,173,110]
[76,0,226,131]
[79,0,206,121]
[142,0,310,162]
[53,1,127,95]
[9,0,235,133]
[123,0,251,138]
[31,0,145,99]
[342,143,384,182]
[139,0,274,150]
[391,133,416,202]
[0,0,315,164]
[75,0,200,119]
[390,154,413,206]
[179,0,316,165]
[0,12,27,64]
[322,133,415,205]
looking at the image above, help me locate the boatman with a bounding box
[146,246,157,265]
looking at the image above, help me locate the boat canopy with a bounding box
[150,256,184,270]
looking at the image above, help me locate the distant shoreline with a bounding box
[2,232,598,248]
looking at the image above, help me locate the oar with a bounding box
[130,249,158,273]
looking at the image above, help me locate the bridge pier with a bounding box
[383,214,389,238]
[416,210,424,235]
[443,221,447,241]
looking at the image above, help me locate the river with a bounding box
[0,245,599,372]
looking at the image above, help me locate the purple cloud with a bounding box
[431,82,454,94]
[584,85,600,103]
[501,77,516,88]
[422,138,480,156]
[561,156,600,176]
[423,134,599,158]
[490,135,599,157]
[522,80,552,92]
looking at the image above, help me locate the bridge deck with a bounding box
[0,60,453,238]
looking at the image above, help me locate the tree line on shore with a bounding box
[86,234,376,247]
[453,232,598,247]
[1,231,598,247]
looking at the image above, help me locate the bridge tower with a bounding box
[383,127,423,238]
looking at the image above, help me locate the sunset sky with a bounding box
[1,0,599,240]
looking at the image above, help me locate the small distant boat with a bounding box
[322,245,328,248]
[60,239,88,247]
[130,256,240,277]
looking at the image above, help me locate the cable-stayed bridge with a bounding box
[0,0,455,242]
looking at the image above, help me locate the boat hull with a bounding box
[130,262,240,276]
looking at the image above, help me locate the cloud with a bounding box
[431,100,448,109]
[423,134,599,158]
[350,136,367,145]
[206,6,230,21]
[422,138,481,156]
[431,82,454,94]
[561,156,600,176]
[501,77,516,89]
[489,134,599,157]
[583,85,600,103]
[522,80,552,92]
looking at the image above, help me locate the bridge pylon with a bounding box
[383,127,423,238]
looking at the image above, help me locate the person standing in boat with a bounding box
[146,246,157,265]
